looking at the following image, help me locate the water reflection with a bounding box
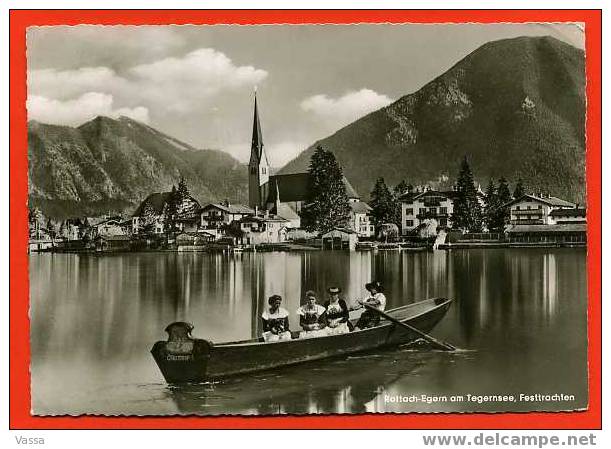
[29,248,587,415]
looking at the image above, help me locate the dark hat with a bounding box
[328,286,341,294]
[365,281,384,292]
[305,290,317,298]
[268,294,283,304]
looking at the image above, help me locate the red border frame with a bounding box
[9,9,602,429]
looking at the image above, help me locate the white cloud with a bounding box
[28,67,127,100]
[301,88,394,129]
[27,92,149,126]
[27,47,268,121]
[129,48,268,112]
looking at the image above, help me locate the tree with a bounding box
[141,201,158,234]
[164,185,179,233]
[46,218,57,239]
[58,220,67,239]
[393,180,409,197]
[513,179,526,199]
[176,176,189,203]
[490,177,512,231]
[301,146,351,234]
[370,178,400,231]
[483,179,498,231]
[451,156,483,233]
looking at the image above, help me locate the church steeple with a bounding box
[248,91,270,209]
[251,92,264,162]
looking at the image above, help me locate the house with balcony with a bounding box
[230,214,289,245]
[348,200,375,238]
[548,207,586,225]
[200,202,255,231]
[399,189,460,235]
[505,194,576,226]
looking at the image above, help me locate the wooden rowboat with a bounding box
[151,297,452,383]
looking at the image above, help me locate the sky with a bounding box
[26,23,584,168]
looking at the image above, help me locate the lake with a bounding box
[29,248,588,415]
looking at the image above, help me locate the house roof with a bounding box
[273,202,300,221]
[239,214,289,224]
[505,194,575,209]
[175,214,199,223]
[322,227,357,236]
[398,189,460,203]
[133,192,173,217]
[177,231,214,238]
[84,217,108,226]
[549,207,586,218]
[98,235,131,241]
[201,203,255,215]
[506,223,586,233]
[266,173,360,203]
[349,201,372,214]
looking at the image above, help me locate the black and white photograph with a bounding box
[26,22,588,416]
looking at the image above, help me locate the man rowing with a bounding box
[353,281,387,330]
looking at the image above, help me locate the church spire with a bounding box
[251,91,264,161]
[248,91,270,210]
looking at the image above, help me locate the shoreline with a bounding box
[29,241,586,255]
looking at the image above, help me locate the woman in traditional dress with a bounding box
[261,294,292,342]
[323,286,350,335]
[296,290,327,339]
[354,281,387,330]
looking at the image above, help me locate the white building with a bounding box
[348,200,375,238]
[233,215,290,244]
[398,189,459,235]
[200,202,255,230]
[548,207,586,225]
[505,194,577,226]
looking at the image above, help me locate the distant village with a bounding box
[28,96,587,254]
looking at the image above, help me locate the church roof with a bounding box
[273,203,300,221]
[266,173,360,203]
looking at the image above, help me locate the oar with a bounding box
[363,304,456,351]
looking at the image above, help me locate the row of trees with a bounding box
[452,156,525,233]
[300,147,528,236]
[368,156,528,234]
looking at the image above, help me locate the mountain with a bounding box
[28,116,248,218]
[281,36,586,203]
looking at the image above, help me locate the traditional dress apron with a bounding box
[261,307,292,342]
[325,300,350,335]
[296,303,326,339]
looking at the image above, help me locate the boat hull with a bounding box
[152,297,452,383]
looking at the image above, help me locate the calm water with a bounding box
[29,248,588,415]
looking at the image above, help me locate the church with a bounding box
[248,94,373,236]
